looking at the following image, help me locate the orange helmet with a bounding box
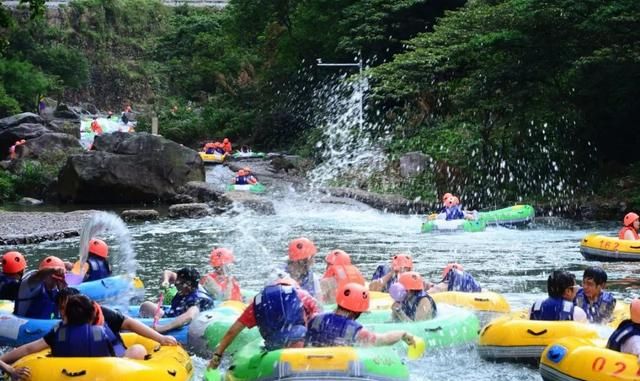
[275,277,299,287]
[442,193,453,202]
[336,282,369,312]
[452,196,460,205]
[209,248,235,267]
[2,251,26,274]
[398,271,424,291]
[632,299,640,324]
[624,212,640,226]
[442,263,463,278]
[325,249,351,266]
[39,256,65,271]
[237,169,246,176]
[88,238,108,258]
[288,237,317,261]
[391,253,413,272]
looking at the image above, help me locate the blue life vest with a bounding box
[165,289,213,318]
[297,271,319,297]
[0,274,20,300]
[85,255,112,282]
[305,313,363,347]
[607,320,640,352]
[370,265,396,293]
[401,291,437,320]
[14,272,60,319]
[530,297,575,321]
[445,206,465,220]
[446,270,481,292]
[254,285,306,350]
[574,288,616,324]
[50,323,125,357]
[214,148,225,154]
[235,176,248,185]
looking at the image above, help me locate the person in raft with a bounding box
[282,237,322,297]
[530,270,587,322]
[369,253,414,293]
[574,266,616,324]
[619,212,640,240]
[427,263,482,293]
[305,282,417,348]
[607,299,640,357]
[207,277,321,369]
[390,272,437,322]
[78,238,112,282]
[319,249,365,304]
[233,169,249,185]
[0,251,27,301]
[200,247,243,301]
[243,167,258,184]
[13,256,67,319]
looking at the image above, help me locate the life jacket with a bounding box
[530,297,575,321]
[370,264,396,293]
[214,147,225,154]
[254,284,306,350]
[165,289,214,318]
[203,273,242,301]
[618,226,639,240]
[50,323,125,357]
[85,255,112,282]
[401,291,437,321]
[235,176,249,185]
[297,271,320,297]
[574,288,616,324]
[0,274,20,300]
[13,271,60,319]
[444,206,465,221]
[222,142,232,153]
[323,264,365,289]
[446,270,481,292]
[305,313,363,347]
[607,319,640,352]
[90,120,103,134]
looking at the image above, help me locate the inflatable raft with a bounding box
[580,234,640,261]
[226,183,266,194]
[74,274,144,303]
[421,219,487,233]
[431,291,511,313]
[477,204,535,226]
[477,315,607,363]
[540,337,636,381]
[231,150,265,159]
[199,151,226,164]
[12,333,193,381]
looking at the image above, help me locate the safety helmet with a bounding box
[325,249,351,266]
[452,196,460,205]
[624,212,640,226]
[442,263,463,278]
[632,299,640,324]
[336,282,369,312]
[210,248,235,267]
[288,237,317,261]
[237,169,246,176]
[391,253,413,272]
[2,251,26,274]
[88,238,108,258]
[39,256,65,271]
[442,193,453,202]
[398,271,424,291]
[275,277,299,287]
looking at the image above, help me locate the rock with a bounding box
[0,160,10,170]
[54,132,205,203]
[48,119,81,139]
[170,193,196,204]
[181,181,228,204]
[399,151,429,178]
[168,203,210,218]
[224,192,275,215]
[18,133,83,161]
[121,209,159,222]
[17,197,43,206]
[0,113,43,131]
[53,104,80,120]
[324,187,432,214]
[0,124,51,160]
[0,210,95,245]
[270,156,299,174]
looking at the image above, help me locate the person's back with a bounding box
[305,312,363,347]
[446,269,481,292]
[254,284,306,350]
[607,300,640,356]
[530,270,586,322]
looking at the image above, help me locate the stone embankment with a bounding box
[0,210,95,245]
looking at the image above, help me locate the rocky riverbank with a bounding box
[0,210,95,245]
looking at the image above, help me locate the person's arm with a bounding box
[319,277,337,304]
[391,302,412,322]
[208,320,246,369]
[369,271,394,292]
[161,270,177,288]
[0,360,30,381]
[155,306,199,333]
[28,268,63,284]
[0,339,49,364]
[426,282,448,294]
[413,298,435,321]
[121,317,177,345]
[356,329,414,346]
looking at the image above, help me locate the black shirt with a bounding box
[43,306,127,347]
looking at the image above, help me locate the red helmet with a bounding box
[442,193,453,202]
[209,248,235,267]
[288,237,317,261]
[88,238,108,258]
[442,263,463,278]
[391,253,413,272]
[624,212,639,227]
[2,251,26,274]
[39,256,65,271]
[336,282,369,312]
[325,249,351,266]
[399,271,424,291]
[632,299,640,324]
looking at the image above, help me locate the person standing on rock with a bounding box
[0,251,27,301]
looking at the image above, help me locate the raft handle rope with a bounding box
[527,329,548,336]
[167,370,177,377]
[474,298,490,302]
[306,355,334,359]
[62,369,87,377]
[424,326,443,333]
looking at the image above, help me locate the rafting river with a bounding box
[4,182,636,381]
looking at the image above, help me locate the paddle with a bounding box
[407,336,426,360]
[153,292,164,329]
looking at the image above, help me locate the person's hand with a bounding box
[10,366,31,381]
[161,280,170,289]
[402,333,415,346]
[159,335,177,346]
[208,353,222,369]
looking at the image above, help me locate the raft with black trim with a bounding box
[226,183,266,194]
[431,291,510,313]
[477,204,535,226]
[12,332,193,381]
[477,315,608,363]
[212,338,409,381]
[421,219,486,233]
[580,234,640,261]
[199,151,226,164]
[540,337,636,381]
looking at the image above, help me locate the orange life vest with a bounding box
[222,142,232,153]
[323,264,365,288]
[202,273,242,301]
[91,120,103,134]
[619,226,639,240]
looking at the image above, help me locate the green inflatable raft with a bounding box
[226,183,266,194]
[477,204,534,226]
[421,219,487,233]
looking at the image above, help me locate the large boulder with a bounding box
[54,132,205,203]
[0,113,43,131]
[17,133,83,161]
[399,152,429,178]
[0,124,51,160]
[48,119,81,139]
[53,104,80,120]
[324,187,432,214]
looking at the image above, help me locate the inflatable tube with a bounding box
[226,183,266,194]
[231,151,265,159]
[220,338,409,381]
[12,332,193,381]
[431,291,511,313]
[477,315,609,363]
[580,234,640,261]
[477,204,535,226]
[421,219,486,233]
[74,275,144,303]
[540,337,636,381]
[199,152,226,164]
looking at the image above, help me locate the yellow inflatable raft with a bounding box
[12,333,193,381]
[432,291,511,313]
[540,337,638,381]
[478,315,604,363]
[580,234,640,261]
[199,151,226,164]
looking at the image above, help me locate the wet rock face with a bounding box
[121,209,160,222]
[0,124,50,158]
[18,133,83,161]
[399,151,429,178]
[0,112,43,130]
[168,203,210,218]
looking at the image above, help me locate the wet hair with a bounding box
[547,270,576,298]
[176,267,200,288]
[55,287,80,309]
[583,267,607,285]
[65,294,95,325]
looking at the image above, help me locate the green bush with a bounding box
[0,170,17,203]
[12,160,60,199]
